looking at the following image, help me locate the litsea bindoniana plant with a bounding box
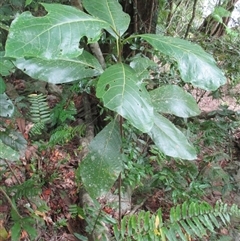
[4,0,226,199]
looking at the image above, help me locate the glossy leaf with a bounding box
[0,93,14,117]
[96,63,154,133]
[0,130,27,152]
[0,140,20,162]
[79,120,123,199]
[5,3,109,59]
[139,34,226,91]
[14,51,103,84]
[130,56,157,82]
[0,52,15,76]
[83,0,130,38]
[150,85,200,117]
[148,113,196,160]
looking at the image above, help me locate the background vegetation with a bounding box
[1,0,240,240]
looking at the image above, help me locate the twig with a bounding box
[4,159,21,185]
[128,197,148,216]
[184,0,198,39]
[0,186,22,218]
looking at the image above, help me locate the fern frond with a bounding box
[51,100,77,126]
[49,124,85,145]
[114,201,240,241]
[29,122,46,137]
[8,179,42,200]
[28,94,51,137]
[28,94,51,123]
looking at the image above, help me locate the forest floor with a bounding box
[1,81,240,241]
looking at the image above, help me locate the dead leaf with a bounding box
[16,118,26,134]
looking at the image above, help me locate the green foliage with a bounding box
[0,177,45,241]
[49,124,85,146]
[139,34,226,91]
[0,50,15,118]
[3,0,228,200]
[28,93,50,123]
[1,0,239,239]
[150,85,200,118]
[51,98,77,126]
[0,93,14,117]
[28,93,51,137]
[114,201,240,241]
[96,63,154,133]
[0,139,20,161]
[83,0,130,38]
[0,127,27,153]
[79,120,123,199]
[8,178,42,200]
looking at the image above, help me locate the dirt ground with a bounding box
[192,84,240,112]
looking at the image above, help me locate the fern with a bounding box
[28,94,51,123]
[49,124,85,146]
[51,99,77,126]
[8,178,42,200]
[28,94,51,136]
[114,201,240,241]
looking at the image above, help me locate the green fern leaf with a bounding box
[185,218,201,237]
[208,213,220,228]
[192,216,207,236]
[171,223,187,241]
[202,214,215,232]
[179,220,193,237]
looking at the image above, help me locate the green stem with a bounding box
[0,186,22,218]
[0,23,9,31]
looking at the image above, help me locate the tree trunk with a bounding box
[199,0,239,37]
[120,0,159,58]
[121,0,159,35]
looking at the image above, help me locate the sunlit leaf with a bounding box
[0,93,14,117]
[79,120,123,199]
[0,140,20,161]
[148,113,196,160]
[139,34,226,91]
[96,63,154,133]
[130,56,157,81]
[0,52,15,76]
[5,3,109,59]
[150,85,200,117]
[0,130,27,152]
[14,51,103,84]
[83,0,130,38]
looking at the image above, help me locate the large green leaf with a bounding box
[0,52,15,76]
[96,63,154,133]
[139,34,226,91]
[150,85,200,118]
[0,140,20,162]
[0,93,14,117]
[148,113,196,160]
[5,3,109,59]
[79,120,123,199]
[14,51,103,84]
[130,56,157,82]
[83,0,130,38]
[0,129,27,152]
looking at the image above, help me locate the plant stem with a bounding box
[0,186,22,218]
